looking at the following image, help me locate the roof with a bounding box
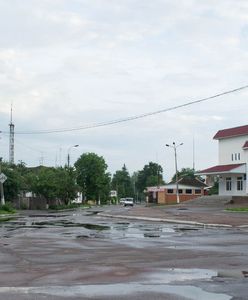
[197,163,245,174]
[169,176,208,188]
[213,124,248,140]
[243,141,248,149]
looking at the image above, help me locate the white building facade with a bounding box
[197,125,248,196]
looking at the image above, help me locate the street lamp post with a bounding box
[67,145,79,167]
[166,142,183,204]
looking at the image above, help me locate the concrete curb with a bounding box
[98,213,233,228]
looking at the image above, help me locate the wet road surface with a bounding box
[0,207,248,299]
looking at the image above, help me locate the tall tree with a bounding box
[75,153,110,203]
[136,162,164,194]
[112,164,133,199]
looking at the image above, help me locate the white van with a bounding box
[124,198,134,207]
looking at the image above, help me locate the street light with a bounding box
[67,145,79,167]
[166,142,183,204]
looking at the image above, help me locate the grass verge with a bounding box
[226,207,248,212]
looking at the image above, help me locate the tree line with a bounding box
[0,152,200,205]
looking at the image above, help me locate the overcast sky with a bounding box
[0,0,248,181]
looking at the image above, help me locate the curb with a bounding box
[98,213,233,228]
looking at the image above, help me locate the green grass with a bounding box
[226,207,248,212]
[0,217,12,222]
[0,210,12,215]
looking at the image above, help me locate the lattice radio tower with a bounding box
[9,104,14,164]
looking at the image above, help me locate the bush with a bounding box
[0,202,16,214]
[208,181,219,195]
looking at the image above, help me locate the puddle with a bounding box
[108,223,176,240]
[175,227,199,232]
[217,270,248,279]
[144,233,161,238]
[29,214,69,218]
[116,222,130,225]
[32,221,110,230]
[148,268,217,284]
[76,233,105,239]
[2,219,110,231]
[85,211,102,216]
[0,283,231,300]
[243,271,248,277]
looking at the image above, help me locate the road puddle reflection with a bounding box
[148,268,217,283]
[0,282,231,300]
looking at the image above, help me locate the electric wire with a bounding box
[1,84,248,135]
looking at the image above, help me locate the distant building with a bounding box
[197,124,248,196]
[110,190,117,197]
[146,177,207,204]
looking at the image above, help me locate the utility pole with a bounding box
[0,157,5,205]
[166,142,183,204]
[67,145,79,167]
[193,136,195,171]
[9,104,15,164]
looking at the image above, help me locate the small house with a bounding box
[146,177,207,204]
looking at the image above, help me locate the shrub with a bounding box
[0,202,16,213]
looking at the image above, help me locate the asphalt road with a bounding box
[0,206,248,299]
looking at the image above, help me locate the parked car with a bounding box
[124,197,134,207]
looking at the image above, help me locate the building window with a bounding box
[195,189,202,194]
[167,189,174,194]
[237,177,243,191]
[178,189,183,194]
[186,189,192,194]
[232,153,241,161]
[226,177,232,191]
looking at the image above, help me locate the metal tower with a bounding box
[9,105,14,164]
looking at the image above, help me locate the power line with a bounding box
[2,84,248,135]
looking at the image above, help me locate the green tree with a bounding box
[54,167,78,204]
[27,167,58,200]
[171,168,203,182]
[27,166,78,204]
[75,152,111,203]
[0,161,28,202]
[112,164,133,199]
[136,162,164,194]
[1,163,24,201]
[208,180,219,195]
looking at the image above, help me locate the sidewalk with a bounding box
[99,203,248,228]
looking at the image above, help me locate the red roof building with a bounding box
[213,124,248,140]
[197,125,248,197]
